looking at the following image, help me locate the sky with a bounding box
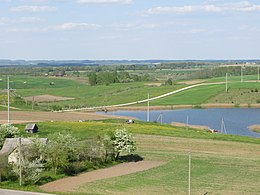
[0,0,260,60]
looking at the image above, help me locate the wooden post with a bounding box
[147,93,150,122]
[19,137,22,186]
[188,152,191,195]
[7,76,10,125]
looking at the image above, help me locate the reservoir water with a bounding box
[98,108,260,138]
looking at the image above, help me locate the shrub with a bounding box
[165,78,173,85]
[62,161,87,176]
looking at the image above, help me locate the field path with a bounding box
[63,82,224,112]
[40,161,165,193]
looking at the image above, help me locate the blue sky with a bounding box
[0,0,260,60]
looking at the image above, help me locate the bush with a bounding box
[51,105,62,111]
[165,78,173,85]
[0,165,17,182]
[62,161,87,176]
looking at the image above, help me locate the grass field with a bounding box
[0,75,259,110]
[15,120,260,144]
[76,135,260,195]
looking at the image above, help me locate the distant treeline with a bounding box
[187,66,260,79]
[88,71,151,86]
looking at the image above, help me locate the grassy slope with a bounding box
[77,135,260,195]
[16,120,260,144]
[4,120,260,194]
[1,75,186,107]
[152,84,226,105]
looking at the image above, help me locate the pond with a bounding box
[98,108,260,138]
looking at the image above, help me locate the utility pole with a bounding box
[147,93,150,122]
[257,65,260,81]
[7,76,10,125]
[221,117,227,134]
[19,136,22,186]
[188,152,191,195]
[225,73,228,93]
[186,115,189,130]
[241,66,243,83]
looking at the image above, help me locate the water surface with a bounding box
[98,108,260,138]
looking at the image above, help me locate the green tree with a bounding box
[165,78,173,85]
[88,72,97,86]
[45,132,77,174]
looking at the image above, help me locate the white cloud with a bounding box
[20,17,41,23]
[0,16,41,27]
[0,17,15,26]
[10,5,57,12]
[146,1,260,15]
[5,27,43,32]
[78,0,132,5]
[53,22,101,30]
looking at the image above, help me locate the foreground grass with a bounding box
[66,134,260,195]
[3,120,260,194]
[16,120,260,144]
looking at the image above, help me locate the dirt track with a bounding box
[0,111,130,124]
[40,161,165,193]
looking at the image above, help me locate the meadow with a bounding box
[0,75,259,110]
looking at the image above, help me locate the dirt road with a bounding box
[40,161,165,193]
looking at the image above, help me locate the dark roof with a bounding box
[0,138,48,157]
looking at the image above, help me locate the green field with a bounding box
[0,75,259,110]
[77,135,260,195]
[2,120,259,194]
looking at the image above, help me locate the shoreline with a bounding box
[248,125,260,133]
[171,122,210,131]
[102,103,260,112]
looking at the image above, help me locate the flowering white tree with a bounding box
[0,124,19,148]
[110,128,136,160]
[12,158,43,185]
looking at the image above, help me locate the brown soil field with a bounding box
[177,80,204,85]
[171,122,209,130]
[144,83,162,87]
[23,94,74,102]
[40,161,165,193]
[0,111,130,124]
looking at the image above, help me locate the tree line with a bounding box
[88,71,151,86]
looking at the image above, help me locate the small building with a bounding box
[25,123,38,133]
[0,138,48,164]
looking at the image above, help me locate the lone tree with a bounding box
[109,128,136,160]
